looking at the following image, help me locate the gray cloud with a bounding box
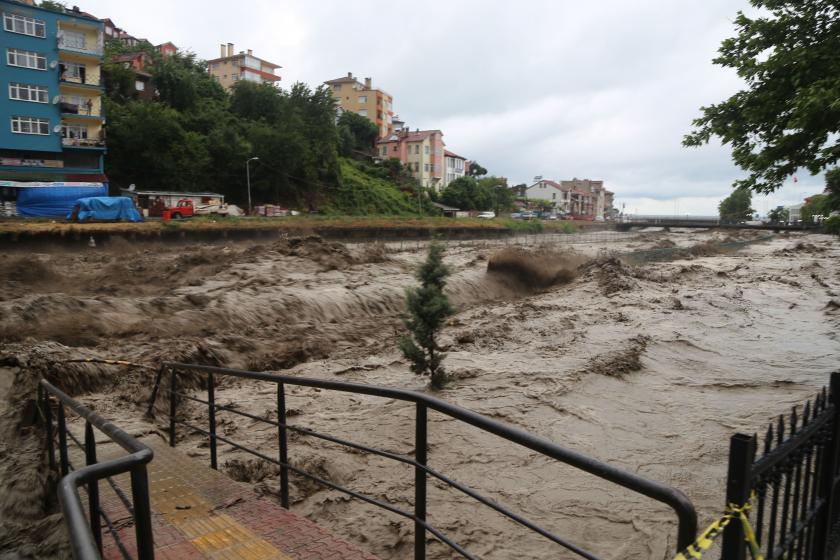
[85,0,825,214]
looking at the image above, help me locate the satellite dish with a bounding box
[52,95,60,104]
[49,60,58,69]
[53,125,62,133]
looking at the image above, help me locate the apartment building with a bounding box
[524,178,613,219]
[443,150,466,188]
[325,72,393,138]
[208,43,281,91]
[1,0,107,216]
[377,127,444,189]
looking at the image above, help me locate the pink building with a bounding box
[377,128,445,190]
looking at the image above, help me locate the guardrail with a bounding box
[39,379,154,560]
[149,362,698,559]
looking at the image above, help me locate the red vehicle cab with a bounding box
[162,199,194,220]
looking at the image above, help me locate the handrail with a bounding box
[40,379,155,560]
[151,362,698,558]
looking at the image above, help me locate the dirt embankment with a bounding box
[1,229,838,560]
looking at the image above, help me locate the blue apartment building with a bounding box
[0,0,106,216]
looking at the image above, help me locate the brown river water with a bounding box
[1,229,838,559]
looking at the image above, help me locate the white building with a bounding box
[442,150,466,189]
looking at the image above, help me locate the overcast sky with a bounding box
[83,0,824,215]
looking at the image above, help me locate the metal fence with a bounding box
[148,361,697,560]
[721,371,840,560]
[38,379,155,560]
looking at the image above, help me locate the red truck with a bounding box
[161,199,195,220]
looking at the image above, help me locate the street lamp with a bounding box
[246,156,259,215]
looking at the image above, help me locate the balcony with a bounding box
[62,137,105,148]
[60,75,102,88]
[57,31,104,57]
[59,99,100,118]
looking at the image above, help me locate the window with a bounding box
[62,124,88,139]
[231,73,239,81]
[358,109,368,117]
[381,147,387,156]
[414,162,419,172]
[358,95,367,104]
[552,192,556,200]
[334,84,341,91]
[7,48,46,70]
[59,29,86,50]
[9,82,48,103]
[424,163,429,172]
[392,146,397,153]
[11,116,49,135]
[424,145,429,154]
[135,80,145,91]
[4,12,46,38]
[414,145,420,154]
[60,62,87,83]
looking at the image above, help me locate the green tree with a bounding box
[801,194,832,223]
[38,1,65,12]
[718,187,755,223]
[400,241,454,390]
[767,207,789,223]
[826,168,840,212]
[440,176,491,210]
[337,111,379,156]
[468,161,488,177]
[684,0,840,193]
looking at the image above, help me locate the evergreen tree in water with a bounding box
[400,241,454,389]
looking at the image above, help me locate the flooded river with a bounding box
[1,229,838,559]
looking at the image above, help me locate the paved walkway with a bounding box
[78,435,378,560]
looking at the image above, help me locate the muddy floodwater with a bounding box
[1,229,838,559]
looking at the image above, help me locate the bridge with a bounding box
[615,215,819,232]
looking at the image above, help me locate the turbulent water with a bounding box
[1,230,838,559]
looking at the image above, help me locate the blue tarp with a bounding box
[68,197,143,222]
[17,185,107,217]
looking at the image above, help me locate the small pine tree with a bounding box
[400,241,454,389]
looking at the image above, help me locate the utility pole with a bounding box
[246,156,259,215]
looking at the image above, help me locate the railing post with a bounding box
[721,433,756,560]
[85,421,102,552]
[415,403,427,560]
[816,372,840,558]
[146,364,166,418]
[208,372,217,470]
[277,383,290,509]
[130,466,155,560]
[58,403,69,477]
[41,385,56,470]
[169,370,177,447]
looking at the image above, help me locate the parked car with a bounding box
[538,212,558,220]
[520,211,538,220]
[510,212,524,219]
[477,211,496,219]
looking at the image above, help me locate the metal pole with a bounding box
[169,371,177,447]
[415,403,428,560]
[130,466,155,560]
[85,421,102,552]
[721,433,756,560]
[246,159,252,216]
[277,383,290,509]
[208,373,217,470]
[146,365,166,418]
[58,404,69,477]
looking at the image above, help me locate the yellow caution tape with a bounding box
[674,493,763,560]
[63,358,155,370]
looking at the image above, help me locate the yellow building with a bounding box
[325,72,394,138]
[207,43,281,91]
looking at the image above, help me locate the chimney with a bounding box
[247,49,253,56]
[347,72,353,78]
[220,43,226,57]
[364,77,372,89]
[227,43,233,57]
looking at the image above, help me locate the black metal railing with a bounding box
[39,379,155,560]
[148,362,697,559]
[721,371,840,559]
